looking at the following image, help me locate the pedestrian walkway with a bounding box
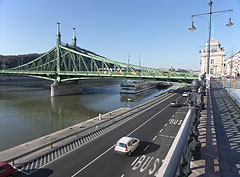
[190,80,240,177]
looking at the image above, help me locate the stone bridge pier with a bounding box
[50,80,82,96]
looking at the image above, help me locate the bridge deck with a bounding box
[190,80,240,177]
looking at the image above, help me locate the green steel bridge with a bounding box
[0,23,198,84]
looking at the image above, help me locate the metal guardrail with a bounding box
[6,90,176,166]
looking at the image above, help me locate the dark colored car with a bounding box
[0,161,15,177]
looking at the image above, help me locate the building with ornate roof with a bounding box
[200,39,226,76]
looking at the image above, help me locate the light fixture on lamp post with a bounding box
[189,0,233,75]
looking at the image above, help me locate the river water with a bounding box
[0,76,178,151]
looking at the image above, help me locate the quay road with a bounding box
[16,88,189,177]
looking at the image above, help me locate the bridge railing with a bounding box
[157,75,206,177]
[157,107,199,176]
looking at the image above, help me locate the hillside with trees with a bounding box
[0,53,41,69]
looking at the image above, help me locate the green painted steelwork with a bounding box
[0,43,198,84]
[0,23,198,84]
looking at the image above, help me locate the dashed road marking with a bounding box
[159,129,163,133]
[158,134,175,139]
[144,145,150,152]
[152,136,157,141]
[164,123,168,127]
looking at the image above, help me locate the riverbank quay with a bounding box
[0,90,178,170]
[190,79,240,177]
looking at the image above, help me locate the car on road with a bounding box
[182,92,188,97]
[114,137,140,156]
[0,161,15,177]
[168,89,175,93]
[170,100,180,107]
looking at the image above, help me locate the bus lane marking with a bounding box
[131,155,160,175]
[169,119,183,126]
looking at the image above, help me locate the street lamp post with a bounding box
[207,0,213,75]
[223,63,226,89]
[189,0,233,75]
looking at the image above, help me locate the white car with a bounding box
[170,100,180,107]
[183,92,188,97]
[114,137,140,156]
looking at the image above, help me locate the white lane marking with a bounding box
[159,129,163,133]
[164,123,167,127]
[71,104,170,177]
[13,166,29,175]
[152,136,157,141]
[71,144,115,177]
[143,145,150,152]
[121,174,124,177]
[131,157,140,166]
[158,134,175,139]
[126,104,169,136]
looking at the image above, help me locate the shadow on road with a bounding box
[16,168,54,177]
[131,141,160,157]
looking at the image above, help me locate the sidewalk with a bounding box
[190,80,240,177]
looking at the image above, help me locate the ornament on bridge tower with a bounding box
[56,22,61,45]
[72,27,77,48]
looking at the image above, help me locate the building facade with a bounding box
[233,52,240,77]
[200,39,226,76]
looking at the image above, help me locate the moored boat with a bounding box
[120,80,156,94]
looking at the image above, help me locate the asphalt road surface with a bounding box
[18,90,189,177]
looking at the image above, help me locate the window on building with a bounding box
[210,69,214,74]
[211,59,214,64]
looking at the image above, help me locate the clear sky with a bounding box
[0,0,239,70]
